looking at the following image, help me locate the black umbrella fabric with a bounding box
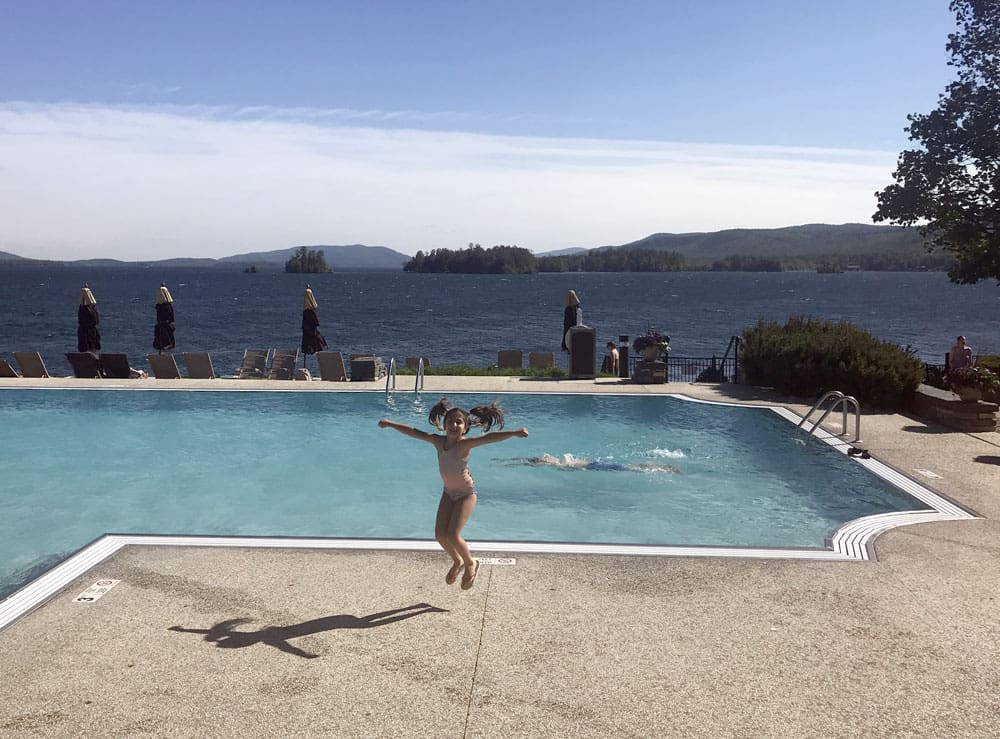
[77,285,101,353]
[153,284,176,353]
[301,286,328,368]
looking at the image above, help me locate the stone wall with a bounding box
[912,383,998,432]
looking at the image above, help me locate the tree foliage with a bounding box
[285,247,332,273]
[404,243,536,274]
[537,248,685,272]
[710,255,782,272]
[402,244,686,273]
[874,0,1000,283]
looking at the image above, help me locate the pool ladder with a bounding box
[385,357,425,395]
[795,390,861,445]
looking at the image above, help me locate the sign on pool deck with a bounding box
[73,579,121,603]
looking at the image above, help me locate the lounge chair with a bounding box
[183,352,217,379]
[148,354,182,379]
[66,352,104,378]
[528,351,554,369]
[14,351,50,378]
[237,349,268,379]
[0,359,20,377]
[316,351,349,381]
[268,348,298,380]
[497,350,523,369]
[349,354,387,381]
[100,353,133,379]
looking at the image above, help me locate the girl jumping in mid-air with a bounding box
[378,398,528,590]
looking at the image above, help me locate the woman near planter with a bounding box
[947,335,973,377]
[561,290,582,352]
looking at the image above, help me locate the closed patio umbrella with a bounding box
[77,284,101,352]
[301,286,328,370]
[153,283,176,353]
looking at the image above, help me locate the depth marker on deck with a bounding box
[73,579,120,603]
[478,557,516,565]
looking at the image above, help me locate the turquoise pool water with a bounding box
[0,390,927,597]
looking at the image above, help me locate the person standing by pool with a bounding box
[378,397,528,590]
[606,341,620,376]
[562,289,582,352]
[77,284,101,353]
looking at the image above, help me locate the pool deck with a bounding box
[1,376,999,737]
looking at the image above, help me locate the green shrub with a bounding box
[974,357,1000,403]
[740,316,924,410]
[976,355,1000,373]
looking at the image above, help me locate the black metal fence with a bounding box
[627,355,739,383]
[618,336,742,383]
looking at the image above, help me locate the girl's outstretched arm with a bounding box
[378,418,437,443]
[464,428,529,449]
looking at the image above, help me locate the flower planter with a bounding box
[633,360,666,384]
[954,385,982,402]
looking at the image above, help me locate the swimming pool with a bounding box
[0,388,973,601]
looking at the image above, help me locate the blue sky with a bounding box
[0,1,957,260]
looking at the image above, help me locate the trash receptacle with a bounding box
[568,326,596,379]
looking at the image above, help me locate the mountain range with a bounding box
[0,223,928,270]
[610,223,925,264]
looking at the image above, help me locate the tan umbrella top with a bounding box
[303,287,318,310]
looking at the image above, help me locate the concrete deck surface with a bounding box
[1,376,998,738]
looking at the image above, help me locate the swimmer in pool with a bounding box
[502,453,680,473]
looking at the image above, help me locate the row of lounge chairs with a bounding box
[497,350,555,369]
[1,352,51,378]
[0,350,388,382]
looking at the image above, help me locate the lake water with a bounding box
[0,266,997,376]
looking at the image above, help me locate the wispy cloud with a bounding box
[0,102,897,260]
[115,83,184,98]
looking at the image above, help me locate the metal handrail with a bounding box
[385,357,397,395]
[795,390,861,443]
[415,358,425,393]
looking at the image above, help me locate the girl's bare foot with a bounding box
[445,561,463,585]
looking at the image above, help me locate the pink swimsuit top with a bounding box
[436,439,476,495]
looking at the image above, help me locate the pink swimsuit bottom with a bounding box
[443,487,477,502]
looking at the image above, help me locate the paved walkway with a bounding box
[1,377,998,737]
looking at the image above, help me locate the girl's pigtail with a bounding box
[469,401,505,432]
[428,397,452,430]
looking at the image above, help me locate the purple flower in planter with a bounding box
[633,329,670,353]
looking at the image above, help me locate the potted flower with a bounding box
[949,365,999,402]
[633,328,671,362]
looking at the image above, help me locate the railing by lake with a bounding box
[627,355,739,383]
[622,335,741,384]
